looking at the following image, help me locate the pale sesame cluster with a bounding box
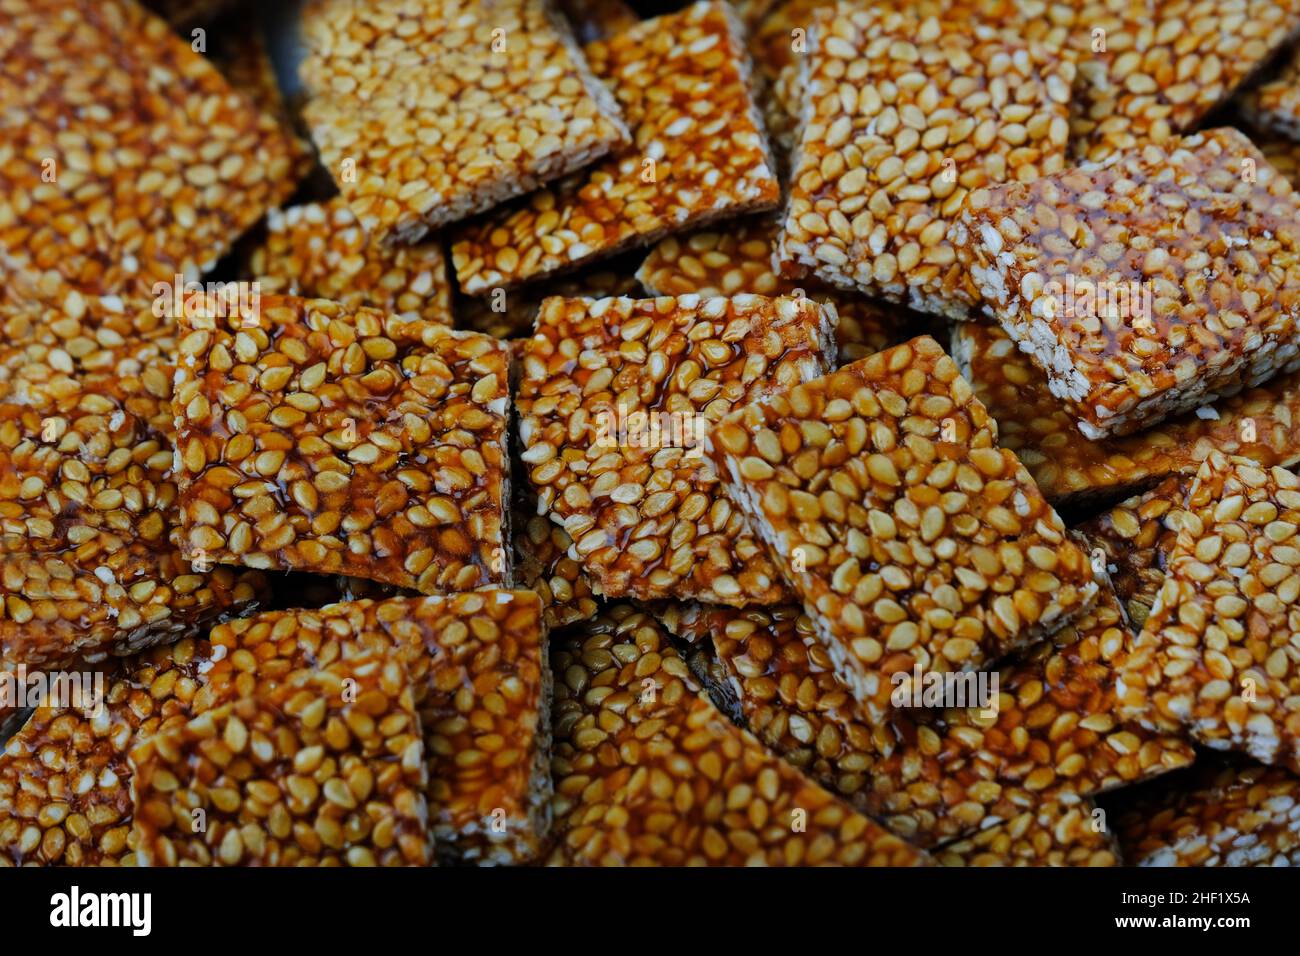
[11,0,1300,873]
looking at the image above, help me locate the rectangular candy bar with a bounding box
[548,603,930,865]
[954,128,1300,440]
[637,217,916,365]
[198,593,552,864]
[1069,0,1300,162]
[130,640,431,866]
[249,198,455,327]
[298,0,629,245]
[1115,451,1300,768]
[518,294,837,605]
[775,4,1074,319]
[706,336,1098,722]
[0,638,213,866]
[173,295,510,593]
[0,301,269,669]
[953,322,1300,508]
[0,0,298,310]
[452,1,779,294]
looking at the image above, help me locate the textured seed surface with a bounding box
[547,603,930,866]
[1112,760,1300,866]
[249,198,454,327]
[0,639,211,866]
[1068,0,1300,162]
[954,322,1300,508]
[173,296,509,594]
[0,302,268,669]
[693,583,1191,847]
[298,0,630,245]
[706,335,1098,722]
[955,128,1300,440]
[935,799,1121,867]
[130,625,431,866]
[775,5,1074,319]
[518,293,836,604]
[1116,451,1300,770]
[0,0,297,310]
[637,216,920,365]
[453,1,779,294]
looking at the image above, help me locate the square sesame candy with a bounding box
[130,639,431,866]
[0,304,269,670]
[953,322,1300,509]
[451,1,779,295]
[934,799,1121,867]
[637,218,913,365]
[775,5,1074,319]
[517,294,837,605]
[0,638,213,866]
[298,0,630,245]
[1069,0,1300,163]
[194,592,551,863]
[706,336,1099,722]
[173,296,510,593]
[954,128,1300,440]
[692,586,1192,847]
[548,604,930,866]
[0,0,298,310]
[1115,451,1300,768]
[249,198,454,327]
[1112,761,1300,866]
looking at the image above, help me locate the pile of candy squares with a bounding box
[4,0,1300,867]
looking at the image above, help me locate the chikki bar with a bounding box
[196,594,552,864]
[0,638,212,866]
[458,258,643,339]
[637,217,912,365]
[1,302,268,669]
[1115,451,1300,768]
[298,0,629,245]
[249,198,455,327]
[706,336,1098,722]
[775,4,1074,319]
[130,642,431,866]
[512,471,599,631]
[952,322,1300,509]
[517,293,836,605]
[452,1,779,294]
[547,604,929,866]
[954,128,1300,440]
[173,296,510,593]
[1069,0,1300,162]
[0,0,298,310]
